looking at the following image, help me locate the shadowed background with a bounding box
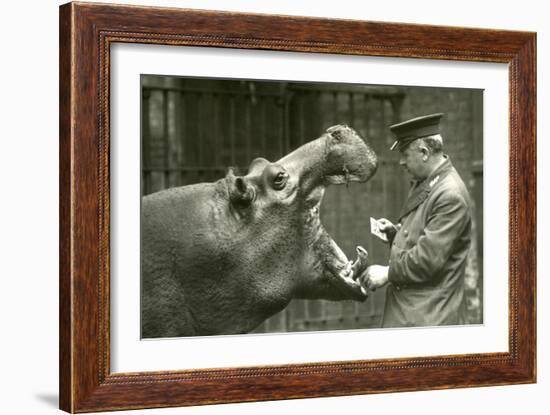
[141,75,483,333]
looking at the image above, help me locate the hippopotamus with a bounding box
[141,125,378,338]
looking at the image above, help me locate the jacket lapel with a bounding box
[398,156,453,221]
[398,181,431,220]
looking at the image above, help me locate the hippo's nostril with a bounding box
[332,130,344,141]
[229,176,255,205]
[235,177,246,192]
[326,125,344,140]
[326,124,352,142]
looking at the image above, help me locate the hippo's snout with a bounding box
[323,124,378,185]
[277,124,377,194]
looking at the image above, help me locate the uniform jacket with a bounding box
[383,156,472,328]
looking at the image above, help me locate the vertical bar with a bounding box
[332,91,338,125]
[141,88,151,195]
[261,97,267,156]
[280,97,285,158]
[349,92,355,126]
[390,95,404,124]
[162,89,170,190]
[380,98,386,141]
[364,94,371,139]
[282,90,290,157]
[213,93,220,169]
[299,94,305,145]
[173,89,181,188]
[179,92,186,186]
[230,96,236,166]
[167,89,178,189]
[314,91,321,135]
[246,94,252,163]
[197,93,203,177]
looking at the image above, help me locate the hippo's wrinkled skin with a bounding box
[141,125,378,338]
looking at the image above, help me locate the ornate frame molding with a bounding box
[60,2,536,412]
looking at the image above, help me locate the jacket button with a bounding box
[403,229,408,236]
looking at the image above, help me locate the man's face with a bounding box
[398,140,426,180]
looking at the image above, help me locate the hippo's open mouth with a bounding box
[306,199,369,301]
[276,124,377,302]
[326,245,369,301]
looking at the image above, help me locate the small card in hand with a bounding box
[370,217,388,242]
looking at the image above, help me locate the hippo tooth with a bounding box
[351,246,369,280]
[338,264,357,283]
[341,261,352,277]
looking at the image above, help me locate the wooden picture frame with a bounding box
[59,2,536,412]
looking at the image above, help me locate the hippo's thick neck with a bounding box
[277,136,331,197]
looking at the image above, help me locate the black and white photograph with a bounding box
[2,0,545,414]
[140,75,484,338]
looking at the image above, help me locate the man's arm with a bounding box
[388,193,471,286]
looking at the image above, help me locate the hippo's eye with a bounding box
[272,171,289,190]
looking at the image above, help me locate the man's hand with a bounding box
[359,265,389,291]
[377,218,399,241]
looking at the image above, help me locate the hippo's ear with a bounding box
[227,171,255,206]
[248,157,270,175]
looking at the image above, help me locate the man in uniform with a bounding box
[360,113,473,327]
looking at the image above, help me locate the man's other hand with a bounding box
[360,265,390,291]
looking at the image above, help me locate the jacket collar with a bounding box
[398,155,453,221]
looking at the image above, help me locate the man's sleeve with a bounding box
[388,193,471,286]
[386,225,399,245]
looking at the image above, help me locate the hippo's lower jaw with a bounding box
[325,246,369,301]
[303,194,370,302]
